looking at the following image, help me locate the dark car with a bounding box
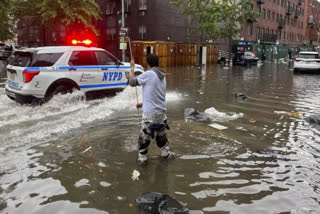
[0,43,13,60]
[233,51,259,65]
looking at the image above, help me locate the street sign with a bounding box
[120,43,127,50]
[119,36,128,50]
[119,27,128,37]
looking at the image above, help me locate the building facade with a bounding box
[17,0,204,59]
[306,0,320,45]
[240,0,309,46]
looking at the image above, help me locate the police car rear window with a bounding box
[30,53,63,67]
[10,52,63,67]
[9,52,33,67]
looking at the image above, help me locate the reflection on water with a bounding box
[1,62,320,213]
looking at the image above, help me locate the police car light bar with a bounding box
[71,39,93,46]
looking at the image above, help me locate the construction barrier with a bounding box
[131,41,218,68]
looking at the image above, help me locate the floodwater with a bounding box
[1,60,320,214]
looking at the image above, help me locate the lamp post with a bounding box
[122,0,125,62]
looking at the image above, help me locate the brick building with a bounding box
[17,0,204,59]
[306,0,320,44]
[240,0,311,45]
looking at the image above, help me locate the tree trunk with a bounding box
[228,36,232,67]
[42,24,46,46]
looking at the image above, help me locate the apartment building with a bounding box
[17,0,203,58]
[241,0,308,45]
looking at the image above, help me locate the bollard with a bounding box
[288,59,294,70]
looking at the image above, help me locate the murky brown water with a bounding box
[1,61,320,213]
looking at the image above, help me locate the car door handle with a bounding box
[68,67,77,71]
[101,68,108,70]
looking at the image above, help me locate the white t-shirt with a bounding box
[137,70,166,114]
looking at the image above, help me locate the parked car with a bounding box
[233,51,259,65]
[5,46,144,104]
[0,43,13,60]
[293,51,320,73]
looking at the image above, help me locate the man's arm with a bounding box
[129,59,139,87]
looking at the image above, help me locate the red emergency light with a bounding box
[71,39,93,46]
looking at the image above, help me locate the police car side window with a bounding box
[69,51,95,66]
[95,51,117,65]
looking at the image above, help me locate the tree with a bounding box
[171,0,221,41]
[172,0,259,66]
[0,0,13,41]
[11,0,101,45]
[218,0,259,66]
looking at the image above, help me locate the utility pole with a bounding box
[122,0,125,62]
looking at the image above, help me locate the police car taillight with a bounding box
[23,71,40,83]
[71,39,92,46]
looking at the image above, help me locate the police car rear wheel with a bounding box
[45,85,75,102]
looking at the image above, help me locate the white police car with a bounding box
[5,46,144,104]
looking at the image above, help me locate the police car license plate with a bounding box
[8,80,19,89]
[6,90,16,98]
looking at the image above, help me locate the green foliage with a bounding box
[171,0,259,41]
[0,0,13,41]
[11,0,101,34]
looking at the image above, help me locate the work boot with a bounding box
[138,153,148,163]
[160,146,172,160]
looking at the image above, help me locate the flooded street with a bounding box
[1,61,320,213]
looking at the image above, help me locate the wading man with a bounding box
[129,54,171,163]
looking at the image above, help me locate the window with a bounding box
[297,53,320,59]
[125,0,132,12]
[139,0,147,10]
[258,6,262,15]
[95,51,118,65]
[267,10,270,20]
[276,13,279,22]
[30,53,63,67]
[139,25,146,40]
[247,23,253,36]
[106,28,116,40]
[69,51,95,66]
[263,9,266,19]
[248,4,253,10]
[9,51,33,67]
[272,12,275,21]
[261,28,265,40]
[256,27,260,40]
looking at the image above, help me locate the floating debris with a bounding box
[249,118,256,123]
[132,170,141,181]
[208,123,228,130]
[74,179,90,188]
[82,146,92,154]
[286,112,302,118]
[100,182,111,187]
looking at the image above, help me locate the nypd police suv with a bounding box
[5,46,144,104]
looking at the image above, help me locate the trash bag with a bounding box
[234,93,247,101]
[184,108,212,121]
[306,115,320,125]
[136,192,190,214]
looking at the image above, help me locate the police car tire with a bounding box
[45,85,75,102]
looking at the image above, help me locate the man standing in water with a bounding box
[129,54,171,163]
